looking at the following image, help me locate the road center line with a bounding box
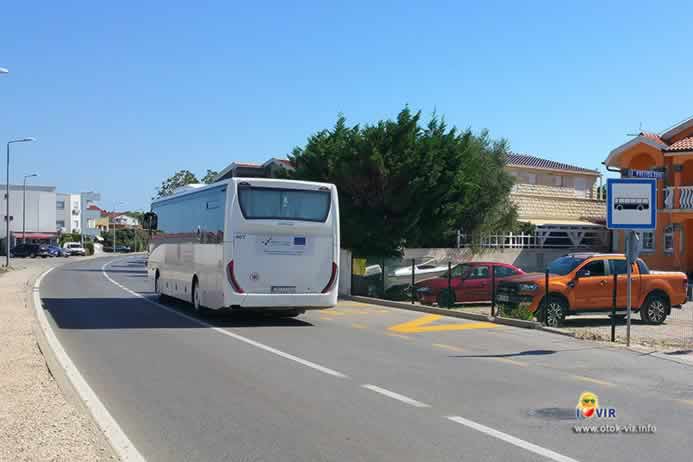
[446,416,579,462]
[101,259,348,379]
[362,385,431,408]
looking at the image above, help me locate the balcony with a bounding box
[664,186,693,209]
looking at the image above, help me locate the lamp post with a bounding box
[5,138,36,267]
[22,173,38,243]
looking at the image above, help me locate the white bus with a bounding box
[147,178,339,316]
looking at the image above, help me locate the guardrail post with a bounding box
[411,258,415,304]
[543,268,549,325]
[491,265,496,317]
[447,261,452,308]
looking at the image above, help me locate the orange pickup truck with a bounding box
[496,253,688,327]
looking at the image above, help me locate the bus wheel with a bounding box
[155,273,168,302]
[192,279,209,317]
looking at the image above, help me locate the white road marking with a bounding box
[99,256,583,462]
[101,259,348,379]
[362,384,431,408]
[33,267,146,462]
[446,415,580,462]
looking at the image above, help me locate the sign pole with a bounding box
[625,231,632,347]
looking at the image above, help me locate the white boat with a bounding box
[386,260,449,285]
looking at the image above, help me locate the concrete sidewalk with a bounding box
[0,259,114,461]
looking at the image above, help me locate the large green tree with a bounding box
[154,169,218,199]
[287,107,516,256]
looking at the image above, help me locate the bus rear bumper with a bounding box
[225,293,338,310]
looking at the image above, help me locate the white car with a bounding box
[63,242,87,256]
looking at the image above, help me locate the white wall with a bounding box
[339,248,352,296]
[1,185,57,238]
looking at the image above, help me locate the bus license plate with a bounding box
[496,294,510,302]
[272,286,296,294]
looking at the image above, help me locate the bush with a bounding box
[497,303,534,321]
[85,242,94,256]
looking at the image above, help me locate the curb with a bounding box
[346,295,541,329]
[537,326,576,337]
[31,258,146,462]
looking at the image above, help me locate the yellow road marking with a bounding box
[389,314,497,333]
[351,323,367,329]
[571,375,615,387]
[386,333,413,340]
[491,357,528,367]
[432,343,465,352]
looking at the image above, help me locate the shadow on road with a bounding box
[65,269,147,275]
[42,296,314,330]
[452,349,557,359]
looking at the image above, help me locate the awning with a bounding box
[519,219,604,227]
[13,232,58,239]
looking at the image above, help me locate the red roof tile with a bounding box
[664,136,693,152]
[506,153,599,174]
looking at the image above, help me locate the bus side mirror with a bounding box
[143,212,158,231]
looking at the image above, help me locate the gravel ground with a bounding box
[0,257,115,461]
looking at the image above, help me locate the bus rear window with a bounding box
[238,187,331,222]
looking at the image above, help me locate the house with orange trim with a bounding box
[604,116,693,273]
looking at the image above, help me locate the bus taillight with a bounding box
[321,262,338,294]
[227,260,244,293]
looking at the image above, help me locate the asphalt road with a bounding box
[40,256,693,462]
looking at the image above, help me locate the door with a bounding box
[572,259,611,310]
[460,265,491,302]
[607,259,641,309]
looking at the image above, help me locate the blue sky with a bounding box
[2,1,692,210]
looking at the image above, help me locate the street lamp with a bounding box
[5,138,36,267]
[22,173,38,244]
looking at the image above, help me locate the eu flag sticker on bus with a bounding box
[606,178,656,230]
[294,236,306,246]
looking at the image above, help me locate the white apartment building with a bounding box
[1,184,58,248]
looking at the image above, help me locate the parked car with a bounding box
[63,242,87,256]
[415,262,525,306]
[495,253,688,327]
[47,245,70,258]
[10,243,53,258]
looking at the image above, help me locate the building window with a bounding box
[73,220,79,228]
[640,232,654,251]
[87,219,96,228]
[56,220,65,229]
[527,173,536,184]
[56,200,65,210]
[553,176,563,187]
[664,225,674,253]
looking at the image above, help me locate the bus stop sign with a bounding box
[606,178,656,230]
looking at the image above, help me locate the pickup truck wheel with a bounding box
[543,298,567,327]
[641,294,668,325]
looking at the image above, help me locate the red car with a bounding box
[415,262,525,306]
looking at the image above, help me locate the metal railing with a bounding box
[663,186,693,209]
